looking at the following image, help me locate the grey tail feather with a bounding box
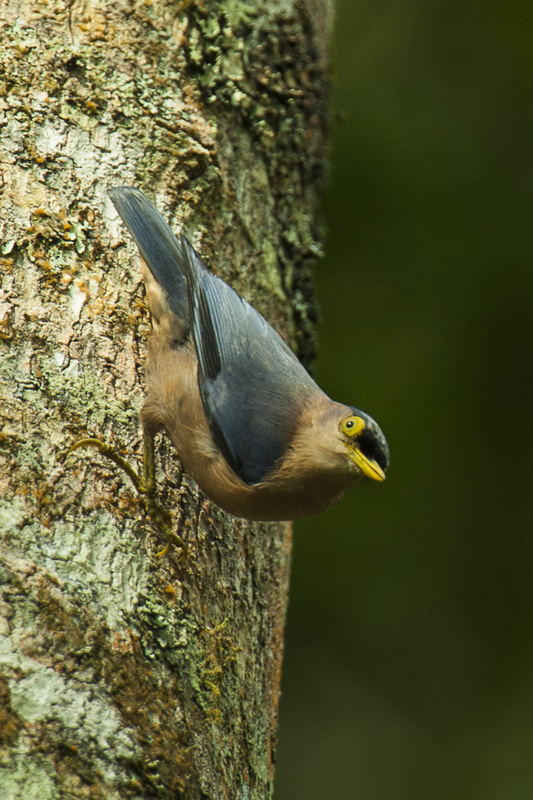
[109,186,190,323]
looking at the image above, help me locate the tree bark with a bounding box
[0,1,333,797]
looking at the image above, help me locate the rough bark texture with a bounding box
[0,1,333,797]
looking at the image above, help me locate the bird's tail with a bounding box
[109,187,191,335]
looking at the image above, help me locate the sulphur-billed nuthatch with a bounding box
[102,187,389,521]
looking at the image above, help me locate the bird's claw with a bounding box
[65,438,143,492]
[64,434,186,559]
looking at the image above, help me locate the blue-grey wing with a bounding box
[179,236,322,485]
[109,187,190,325]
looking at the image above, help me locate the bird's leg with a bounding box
[66,436,144,492]
[65,431,186,558]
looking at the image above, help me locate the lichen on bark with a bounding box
[0,0,333,797]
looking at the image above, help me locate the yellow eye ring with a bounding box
[340,415,365,438]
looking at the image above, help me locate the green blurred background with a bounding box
[275,1,533,797]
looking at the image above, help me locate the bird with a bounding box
[104,186,389,521]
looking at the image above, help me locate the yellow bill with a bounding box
[349,446,386,482]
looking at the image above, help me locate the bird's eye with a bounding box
[340,415,365,437]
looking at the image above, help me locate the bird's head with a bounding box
[338,409,390,482]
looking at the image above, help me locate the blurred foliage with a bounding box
[276,1,533,798]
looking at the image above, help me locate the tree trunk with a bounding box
[0,1,333,797]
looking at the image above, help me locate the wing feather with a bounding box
[179,236,323,484]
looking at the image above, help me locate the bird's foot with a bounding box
[64,433,187,560]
